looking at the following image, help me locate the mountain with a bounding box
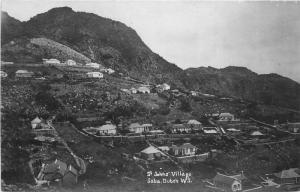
[182,66,300,110]
[1,7,183,84]
[1,7,300,110]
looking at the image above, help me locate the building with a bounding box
[95,123,117,135]
[100,68,115,74]
[130,87,137,94]
[15,70,34,78]
[86,72,103,78]
[213,173,242,192]
[156,83,170,92]
[128,123,152,133]
[66,59,76,66]
[141,146,163,160]
[203,127,218,134]
[250,131,264,136]
[63,165,78,187]
[274,168,300,184]
[40,159,78,186]
[40,159,68,181]
[219,113,235,121]
[31,117,42,129]
[286,122,300,133]
[170,143,196,156]
[43,58,61,65]
[190,91,197,96]
[86,62,101,69]
[0,71,8,78]
[171,124,191,133]
[1,61,14,65]
[137,86,150,94]
[187,119,202,130]
[31,117,55,136]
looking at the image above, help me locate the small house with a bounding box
[63,165,78,187]
[96,123,117,135]
[100,68,115,74]
[43,58,61,65]
[141,146,163,160]
[128,123,151,133]
[274,168,300,184]
[250,131,264,136]
[187,119,202,130]
[86,72,103,78]
[130,87,137,94]
[66,59,76,66]
[170,143,196,156]
[0,71,8,78]
[41,159,68,181]
[31,117,42,129]
[219,113,235,121]
[213,173,242,192]
[15,70,34,78]
[171,124,191,133]
[287,122,300,133]
[190,91,197,96]
[156,83,170,92]
[137,86,150,94]
[86,62,101,69]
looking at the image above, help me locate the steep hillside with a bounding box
[1,7,183,84]
[1,8,300,110]
[182,66,300,110]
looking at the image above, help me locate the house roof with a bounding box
[138,87,150,92]
[141,146,162,154]
[251,131,264,136]
[213,173,241,185]
[129,123,142,128]
[66,165,78,176]
[97,124,116,131]
[31,117,42,124]
[16,70,32,74]
[141,123,152,127]
[219,113,234,117]
[187,119,202,125]
[204,129,218,134]
[43,159,67,176]
[171,143,196,150]
[172,124,185,129]
[274,168,300,179]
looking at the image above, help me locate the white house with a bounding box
[100,68,115,74]
[66,59,76,66]
[128,123,152,133]
[187,119,202,130]
[43,58,61,65]
[219,113,235,121]
[137,86,150,94]
[86,72,103,78]
[156,83,170,92]
[0,71,8,78]
[130,88,137,94]
[86,63,100,69]
[31,117,42,129]
[96,123,117,135]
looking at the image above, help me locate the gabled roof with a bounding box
[141,146,162,154]
[43,159,67,176]
[213,173,241,185]
[16,70,32,74]
[141,123,152,127]
[274,168,300,179]
[129,123,142,128]
[66,165,78,176]
[251,131,264,136]
[219,113,234,117]
[97,124,116,131]
[187,119,202,125]
[31,117,42,124]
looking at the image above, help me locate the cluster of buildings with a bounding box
[37,159,79,187]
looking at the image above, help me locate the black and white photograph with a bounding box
[1,0,300,191]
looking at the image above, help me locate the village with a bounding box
[1,58,300,192]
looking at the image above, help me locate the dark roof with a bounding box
[43,159,67,176]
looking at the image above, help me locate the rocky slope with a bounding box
[181,66,300,110]
[1,7,300,110]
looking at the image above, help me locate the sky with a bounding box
[2,0,300,82]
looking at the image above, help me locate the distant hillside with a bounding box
[1,8,300,110]
[181,66,300,110]
[1,7,183,84]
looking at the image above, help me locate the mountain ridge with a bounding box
[1,7,300,110]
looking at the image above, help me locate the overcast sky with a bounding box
[2,0,300,82]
